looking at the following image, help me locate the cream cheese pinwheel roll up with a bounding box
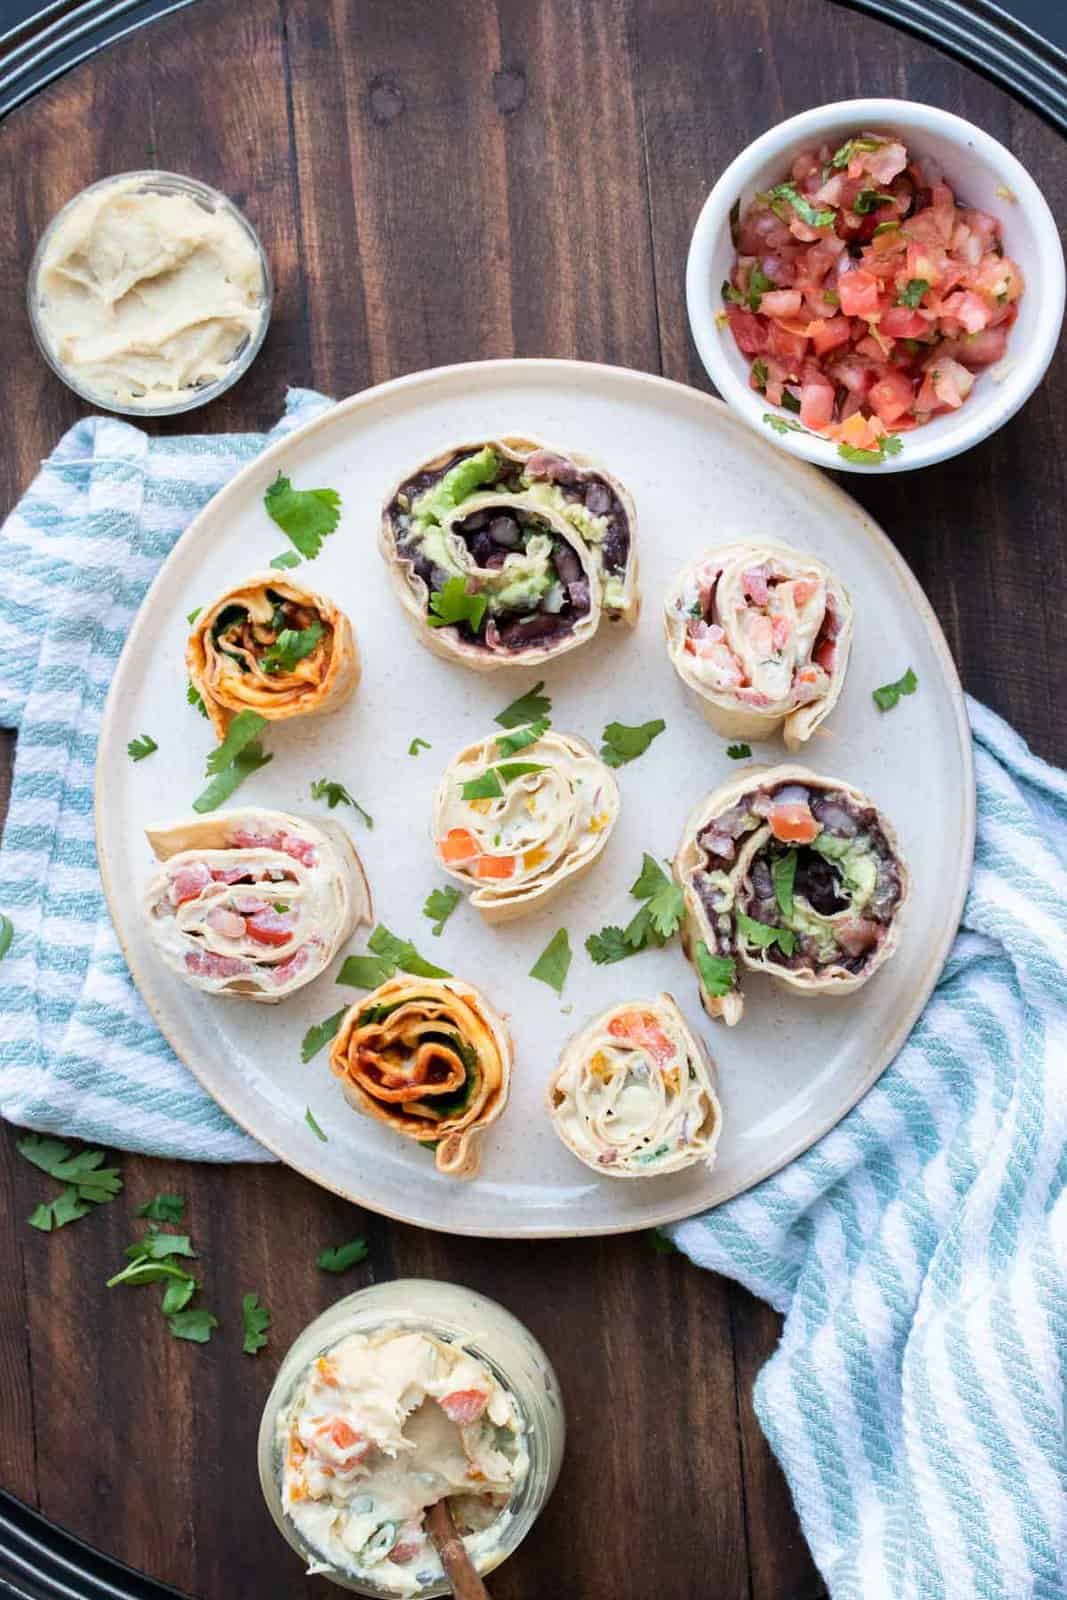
[143,807,371,1002]
[675,765,908,1026]
[432,729,620,922]
[186,572,359,739]
[547,994,722,1177]
[664,543,852,747]
[329,976,512,1179]
[380,436,638,670]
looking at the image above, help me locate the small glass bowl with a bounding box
[27,170,273,417]
[257,1279,565,1597]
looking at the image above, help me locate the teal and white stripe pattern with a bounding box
[0,389,334,1161]
[675,699,1067,1599]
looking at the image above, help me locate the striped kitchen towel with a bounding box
[0,388,335,1161]
[675,699,1067,1599]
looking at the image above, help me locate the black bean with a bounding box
[794,852,848,916]
[466,530,496,566]
[553,545,581,585]
[585,481,612,515]
[601,520,629,573]
[463,509,490,532]
[567,578,591,612]
[496,613,564,646]
[489,515,521,547]
[524,450,579,484]
[750,858,774,900]
[811,793,859,836]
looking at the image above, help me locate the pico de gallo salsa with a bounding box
[722,131,1025,461]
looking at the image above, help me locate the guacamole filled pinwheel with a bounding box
[143,807,371,1001]
[432,728,620,922]
[380,436,638,669]
[186,572,359,738]
[329,976,512,1178]
[675,765,908,1026]
[663,542,852,748]
[547,994,722,1178]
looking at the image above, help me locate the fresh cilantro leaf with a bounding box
[204,710,268,775]
[28,1187,90,1231]
[124,1230,195,1262]
[737,911,796,956]
[726,743,752,760]
[763,412,819,441]
[187,679,209,719]
[192,740,272,813]
[301,1008,347,1062]
[167,1308,218,1344]
[897,278,929,308]
[648,1230,679,1255]
[368,924,451,978]
[138,1193,185,1223]
[853,189,895,214]
[423,885,461,937]
[599,718,666,769]
[872,666,918,712]
[766,182,835,229]
[427,577,487,632]
[337,954,397,990]
[837,433,903,465]
[494,681,552,728]
[0,913,11,962]
[695,940,737,997]
[585,925,632,964]
[408,737,431,756]
[186,607,202,625]
[773,850,798,920]
[127,734,158,763]
[106,1256,197,1290]
[630,855,685,939]
[496,719,550,757]
[751,359,768,392]
[161,1277,196,1315]
[264,473,341,561]
[269,550,302,570]
[242,1291,271,1355]
[17,1134,122,1228]
[744,264,774,310]
[310,778,373,828]
[529,928,572,994]
[830,135,883,168]
[872,221,901,237]
[721,279,744,306]
[262,621,325,674]
[305,1106,329,1142]
[461,769,504,801]
[317,1237,369,1274]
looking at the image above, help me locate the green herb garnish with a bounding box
[264,474,341,561]
[766,182,835,229]
[193,740,272,813]
[853,189,894,215]
[338,925,452,989]
[310,778,372,827]
[187,680,209,719]
[301,1009,347,1063]
[317,1237,369,1274]
[167,1309,218,1344]
[428,577,488,632]
[18,1134,122,1231]
[872,666,918,712]
[127,733,158,763]
[423,886,461,937]
[241,1292,271,1355]
[0,914,14,961]
[726,743,752,760]
[897,278,929,308]
[408,737,431,756]
[460,762,546,801]
[262,620,325,674]
[494,681,552,728]
[837,434,903,465]
[586,855,684,964]
[204,710,268,775]
[773,850,798,919]
[831,135,883,168]
[648,1230,679,1255]
[736,911,796,957]
[305,1106,329,1141]
[337,954,397,989]
[186,607,202,625]
[496,719,550,757]
[268,550,302,570]
[138,1193,185,1223]
[695,940,736,997]
[599,718,666,769]
[529,928,572,994]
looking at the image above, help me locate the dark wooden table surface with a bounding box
[0,3,1064,1598]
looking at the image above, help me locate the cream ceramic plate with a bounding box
[96,360,974,1237]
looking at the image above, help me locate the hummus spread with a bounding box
[33,177,266,409]
[279,1325,528,1593]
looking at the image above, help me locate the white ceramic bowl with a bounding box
[686,98,1065,473]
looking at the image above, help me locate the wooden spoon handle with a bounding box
[425,1499,492,1600]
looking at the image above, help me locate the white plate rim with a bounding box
[94,357,976,1237]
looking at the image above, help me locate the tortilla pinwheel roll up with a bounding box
[143,808,371,1002]
[675,765,908,1026]
[547,994,722,1178]
[380,436,638,670]
[329,976,512,1178]
[186,572,359,739]
[663,542,853,747]
[433,728,620,922]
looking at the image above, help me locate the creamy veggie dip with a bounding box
[278,1326,529,1594]
[33,176,266,409]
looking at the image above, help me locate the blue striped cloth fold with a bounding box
[2,398,1065,1598]
[0,389,334,1160]
[674,699,1067,1599]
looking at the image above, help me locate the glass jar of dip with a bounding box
[257,1279,565,1596]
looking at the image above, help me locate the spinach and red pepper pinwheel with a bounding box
[379,437,638,670]
[433,728,620,922]
[663,543,853,748]
[143,807,371,1001]
[674,765,909,1025]
[187,572,359,739]
[329,976,512,1178]
[547,993,722,1177]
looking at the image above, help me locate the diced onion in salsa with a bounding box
[722,131,1024,457]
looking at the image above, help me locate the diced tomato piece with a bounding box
[880,305,929,338]
[810,315,852,355]
[837,269,882,318]
[768,802,819,845]
[948,327,1009,368]
[799,379,835,429]
[246,909,296,947]
[185,950,248,979]
[930,357,975,409]
[169,862,212,905]
[475,854,515,880]
[759,289,803,319]
[767,322,809,364]
[971,254,1024,303]
[440,828,480,865]
[940,290,990,334]
[439,1389,489,1425]
[868,369,915,424]
[608,1012,675,1066]
[791,578,819,607]
[726,305,769,355]
[813,638,836,672]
